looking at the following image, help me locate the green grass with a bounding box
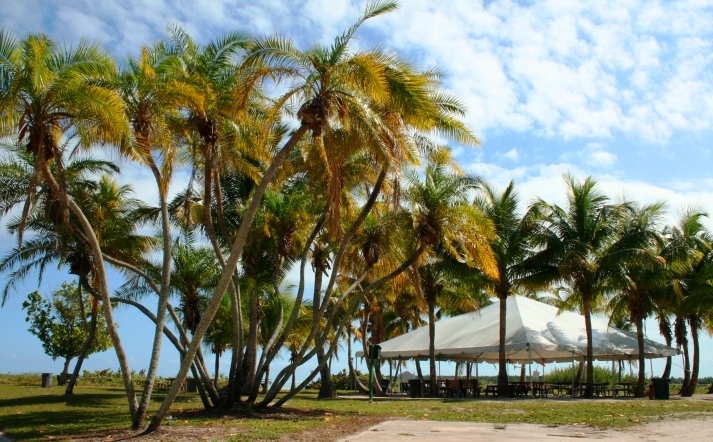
[0,376,712,441]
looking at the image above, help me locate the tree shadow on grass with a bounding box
[0,391,131,441]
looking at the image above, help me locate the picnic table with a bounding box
[615,382,637,397]
[484,384,498,396]
[549,383,569,396]
[509,381,531,397]
[444,379,481,398]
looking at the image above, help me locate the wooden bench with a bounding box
[461,379,480,398]
[484,384,498,396]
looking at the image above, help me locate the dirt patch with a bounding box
[54,407,389,442]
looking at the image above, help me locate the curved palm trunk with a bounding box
[146,124,309,433]
[658,315,673,379]
[497,292,509,397]
[313,259,336,399]
[427,298,438,398]
[264,244,428,408]
[66,293,99,395]
[681,316,699,397]
[41,162,138,418]
[211,169,244,407]
[240,295,259,395]
[634,314,646,397]
[347,332,369,394]
[675,316,690,395]
[248,256,288,405]
[133,167,173,430]
[581,295,594,398]
[227,278,243,406]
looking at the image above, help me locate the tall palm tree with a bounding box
[406,159,497,397]
[0,29,138,417]
[605,202,667,397]
[117,42,204,429]
[532,175,621,398]
[661,209,713,396]
[473,180,541,397]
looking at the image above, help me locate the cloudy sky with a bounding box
[1,0,712,379]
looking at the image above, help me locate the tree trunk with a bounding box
[263,244,428,408]
[58,358,72,386]
[675,316,690,395]
[310,252,335,399]
[226,278,243,407]
[262,364,270,394]
[347,338,369,394]
[658,315,673,379]
[214,350,220,389]
[66,293,99,395]
[415,360,423,380]
[681,316,699,397]
[519,364,526,383]
[191,362,212,410]
[41,163,137,418]
[634,314,646,398]
[575,361,584,388]
[240,295,259,395]
[581,294,594,398]
[428,298,438,398]
[497,292,510,397]
[133,166,173,430]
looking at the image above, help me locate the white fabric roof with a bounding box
[365,296,678,363]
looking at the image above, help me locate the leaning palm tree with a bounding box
[0,29,138,417]
[146,3,406,427]
[473,180,541,397]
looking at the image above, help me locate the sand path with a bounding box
[340,415,713,441]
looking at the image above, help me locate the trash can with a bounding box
[186,377,199,393]
[409,379,422,398]
[652,378,670,400]
[41,373,52,388]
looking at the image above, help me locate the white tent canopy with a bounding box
[364,296,678,363]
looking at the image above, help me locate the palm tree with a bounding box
[117,42,205,429]
[532,175,621,398]
[605,202,667,397]
[473,180,541,397]
[661,209,713,396]
[406,159,497,397]
[0,29,139,417]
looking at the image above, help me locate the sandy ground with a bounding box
[339,415,713,441]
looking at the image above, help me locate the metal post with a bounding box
[571,352,576,397]
[528,344,532,395]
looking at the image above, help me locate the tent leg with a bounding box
[571,352,576,398]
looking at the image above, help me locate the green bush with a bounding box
[544,365,636,384]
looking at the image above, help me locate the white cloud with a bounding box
[502,148,519,161]
[3,0,712,145]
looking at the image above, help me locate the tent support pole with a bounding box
[571,352,576,398]
[528,344,532,395]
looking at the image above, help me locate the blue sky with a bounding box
[1,0,712,381]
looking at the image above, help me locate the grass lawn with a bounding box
[1,376,712,441]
